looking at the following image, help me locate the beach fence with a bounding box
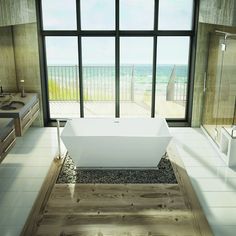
[47,65,187,103]
[166,65,187,101]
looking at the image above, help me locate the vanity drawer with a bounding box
[21,109,32,128]
[31,100,40,116]
[21,100,40,136]
[0,93,40,137]
[0,126,16,162]
[20,100,39,129]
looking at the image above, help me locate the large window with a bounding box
[120,0,155,30]
[82,37,115,117]
[81,0,115,30]
[41,0,77,30]
[40,0,195,123]
[158,0,194,30]
[120,37,153,117]
[155,37,190,118]
[45,37,80,118]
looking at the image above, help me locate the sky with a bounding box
[43,0,192,65]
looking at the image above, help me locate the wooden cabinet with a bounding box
[0,119,16,162]
[0,93,40,161]
[14,99,40,136]
[0,93,40,137]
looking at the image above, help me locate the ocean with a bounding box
[48,64,188,82]
[47,64,188,101]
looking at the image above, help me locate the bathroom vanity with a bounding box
[0,118,16,162]
[0,93,40,136]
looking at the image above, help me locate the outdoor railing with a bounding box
[47,65,187,103]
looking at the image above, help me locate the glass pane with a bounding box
[158,0,193,30]
[203,36,236,143]
[202,35,224,143]
[120,0,154,30]
[217,38,236,139]
[120,37,153,117]
[81,0,115,30]
[42,0,77,30]
[82,37,115,117]
[45,37,80,118]
[155,37,190,118]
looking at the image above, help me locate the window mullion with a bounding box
[77,0,84,117]
[151,0,159,117]
[115,0,120,117]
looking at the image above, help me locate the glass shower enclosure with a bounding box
[202,31,236,145]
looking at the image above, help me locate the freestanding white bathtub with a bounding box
[61,118,172,168]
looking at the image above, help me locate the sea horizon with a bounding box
[47,64,188,83]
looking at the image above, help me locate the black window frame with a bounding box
[36,0,199,126]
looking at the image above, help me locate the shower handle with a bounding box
[203,72,207,92]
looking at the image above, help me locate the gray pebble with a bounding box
[57,155,177,184]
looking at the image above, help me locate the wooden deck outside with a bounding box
[21,145,213,236]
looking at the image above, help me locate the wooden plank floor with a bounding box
[36,184,199,236]
[24,144,213,236]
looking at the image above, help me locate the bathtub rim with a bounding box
[61,117,172,138]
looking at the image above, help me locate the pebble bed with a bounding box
[57,154,177,184]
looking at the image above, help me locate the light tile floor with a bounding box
[0,127,236,235]
[0,127,60,236]
[171,128,236,236]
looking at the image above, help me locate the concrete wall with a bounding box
[192,23,236,127]
[0,0,43,126]
[199,0,236,27]
[192,0,236,127]
[0,0,36,27]
[12,23,43,126]
[192,23,213,127]
[0,26,17,92]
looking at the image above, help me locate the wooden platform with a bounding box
[21,145,213,236]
